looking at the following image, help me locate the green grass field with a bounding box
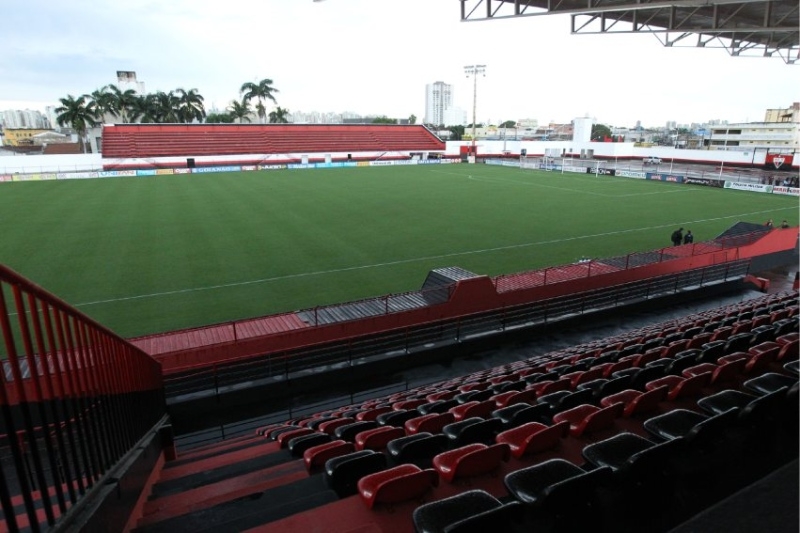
[0,164,796,338]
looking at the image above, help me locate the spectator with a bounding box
[781,220,790,229]
[765,219,774,229]
[683,230,694,244]
[671,228,684,247]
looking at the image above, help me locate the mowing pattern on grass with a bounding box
[0,166,796,337]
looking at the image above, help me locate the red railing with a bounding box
[0,265,165,532]
[492,230,764,293]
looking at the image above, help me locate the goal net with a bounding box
[519,155,561,171]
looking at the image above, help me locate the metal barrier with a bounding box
[0,265,165,532]
[163,260,750,401]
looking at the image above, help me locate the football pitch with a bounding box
[0,164,796,338]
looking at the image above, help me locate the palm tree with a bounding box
[107,84,138,123]
[55,95,99,153]
[89,86,117,123]
[240,78,279,124]
[268,107,290,124]
[151,91,181,123]
[227,99,252,123]
[175,88,205,123]
[129,94,157,123]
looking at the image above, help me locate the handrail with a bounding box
[0,264,165,532]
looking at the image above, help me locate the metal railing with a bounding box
[163,260,750,401]
[0,265,165,532]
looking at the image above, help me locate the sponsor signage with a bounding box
[646,173,684,183]
[684,177,717,187]
[585,167,616,176]
[174,168,192,174]
[287,163,310,169]
[562,166,584,174]
[258,164,286,170]
[136,169,157,176]
[617,170,646,179]
[343,162,358,167]
[0,175,12,182]
[370,161,393,166]
[723,181,773,193]
[417,160,441,165]
[98,171,119,178]
[241,165,258,171]
[765,153,794,170]
[192,165,241,173]
[357,161,370,167]
[57,171,99,179]
[772,186,799,196]
[155,169,174,175]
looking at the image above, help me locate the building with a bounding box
[0,109,47,129]
[116,70,146,94]
[764,102,799,123]
[442,107,467,127]
[424,81,453,126]
[707,103,799,152]
[2,128,53,146]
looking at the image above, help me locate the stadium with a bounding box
[1,2,799,533]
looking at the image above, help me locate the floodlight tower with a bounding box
[464,65,486,158]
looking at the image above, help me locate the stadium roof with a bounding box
[459,0,799,64]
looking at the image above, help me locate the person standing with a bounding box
[683,230,693,244]
[671,227,684,247]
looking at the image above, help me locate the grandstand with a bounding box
[101,124,446,170]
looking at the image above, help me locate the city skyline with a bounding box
[1,0,797,127]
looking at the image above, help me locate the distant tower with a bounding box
[424,81,453,126]
[573,117,594,142]
[116,71,146,94]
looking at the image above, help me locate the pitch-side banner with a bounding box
[772,186,799,196]
[723,181,773,193]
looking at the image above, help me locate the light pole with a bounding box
[464,64,486,160]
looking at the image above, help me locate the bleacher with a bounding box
[101,124,445,159]
[124,290,798,533]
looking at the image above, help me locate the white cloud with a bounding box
[1,0,797,128]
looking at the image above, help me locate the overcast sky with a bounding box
[1,0,797,128]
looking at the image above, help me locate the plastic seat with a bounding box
[324,449,388,497]
[358,464,438,508]
[601,385,668,417]
[743,372,798,395]
[387,432,448,467]
[454,389,494,404]
[317,417,355,436]
[496,421,569,458]
[778,339,799,361]
[697,340,727,364]
[724,332,754,354]
[355,426,405,451]
[785,360,799,376]
[303,439,355,472]
[405,412,456,435]
[265,425,302,440]
[276,427,315,448]
[491,403,534,426]
[643,408,739,445]
[412,490,505,533]
[392,399,427,411]
[418,399,459,415]
[697,389,757,415]
[335,420,377,442]
[357,406,393,421]
[492,388,537,408]
[552,403,623,437]
[446,418,503,447]
[433,443,510,482]
[288,432,332,457]
[503,458,585,504]
[450,399,497,421]
[645,373,710,400]
[377,409,417,428]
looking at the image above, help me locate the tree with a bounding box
[408,114,417,125]
[175,88,206,123]
[591,124,613,141]
[240,78,279,124]
[89,86,117,123]
[371,116,397,124]
[206,112,235,123]
[447,125,465,141]
[106,84,138,123]
[268,107,290,124]
[55,94,99,153]
[227,99,252,123]
[129,94,157,123]
[151,91,181,123]
[500,120,517,129]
